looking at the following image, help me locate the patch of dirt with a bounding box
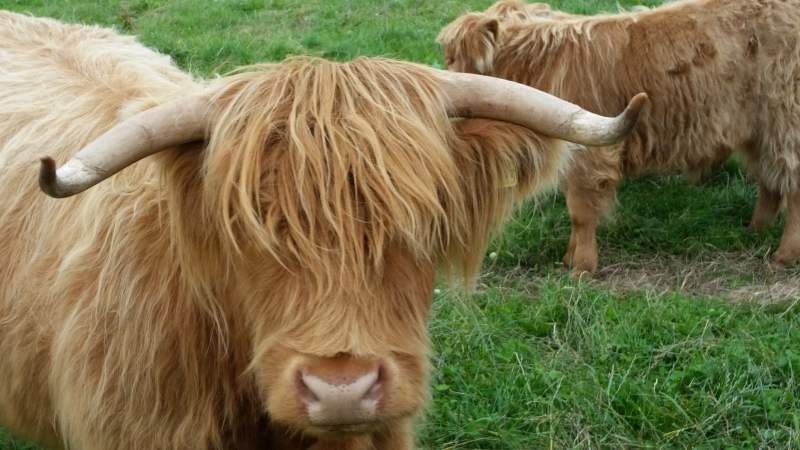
[591,252,799,304]
[481,252,800,304]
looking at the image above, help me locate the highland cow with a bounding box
[438,0,800,275]
[0,11,644,450]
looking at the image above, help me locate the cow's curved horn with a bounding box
[40,73,646,198]
[438,71,647,146]
[39,95,210,198]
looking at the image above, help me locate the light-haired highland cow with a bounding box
[438,0,800,275]
[0,11,644,450]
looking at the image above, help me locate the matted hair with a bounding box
[202,58,459,296]
[159,57,565,301]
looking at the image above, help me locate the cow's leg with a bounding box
[771,191,800,268]
[562,227,577,268]
[749,182,782,230]
[563,186,611,277]
[561,147,621,277]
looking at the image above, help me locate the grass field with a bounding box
[1,0,799,448]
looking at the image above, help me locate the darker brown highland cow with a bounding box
[0,11,644,450]
[439,0,800,275]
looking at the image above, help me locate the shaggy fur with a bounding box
[483,0,659,23]
[438,0,800,274]
[0,11,568,450]
[485,1,582,21]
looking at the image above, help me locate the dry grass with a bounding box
[482,252,800,304]
[593,252,800,304]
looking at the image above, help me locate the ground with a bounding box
[1,0,798,448]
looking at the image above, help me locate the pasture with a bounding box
[1,0,798,448]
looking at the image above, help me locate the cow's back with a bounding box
[617,0,763,175]
[493,0,800,176]
[0,11,194,445]
[606,0,800,177]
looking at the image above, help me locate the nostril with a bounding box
[362,365,383,402]
[296,371,319,403]
[363,379,382,402]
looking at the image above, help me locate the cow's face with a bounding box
[238,244,434,439]
[437,13,499,75]
[201,62,469,440]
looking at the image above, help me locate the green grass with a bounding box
[1,0,798,448]
[425,282,800,448]
[0,430,37,450]
[494,161,786,270]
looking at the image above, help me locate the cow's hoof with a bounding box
[562,250,574,267]
[769,254,798,270]
[570,268,595,281]
[570,256,597,280]
[769,259,787,270]
[770,248,799,269]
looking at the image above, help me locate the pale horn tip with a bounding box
[39,157,65,198]
[618,92,648,136]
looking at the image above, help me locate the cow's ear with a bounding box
[481,17,500,42]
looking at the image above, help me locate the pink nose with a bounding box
[299,365,383,426]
